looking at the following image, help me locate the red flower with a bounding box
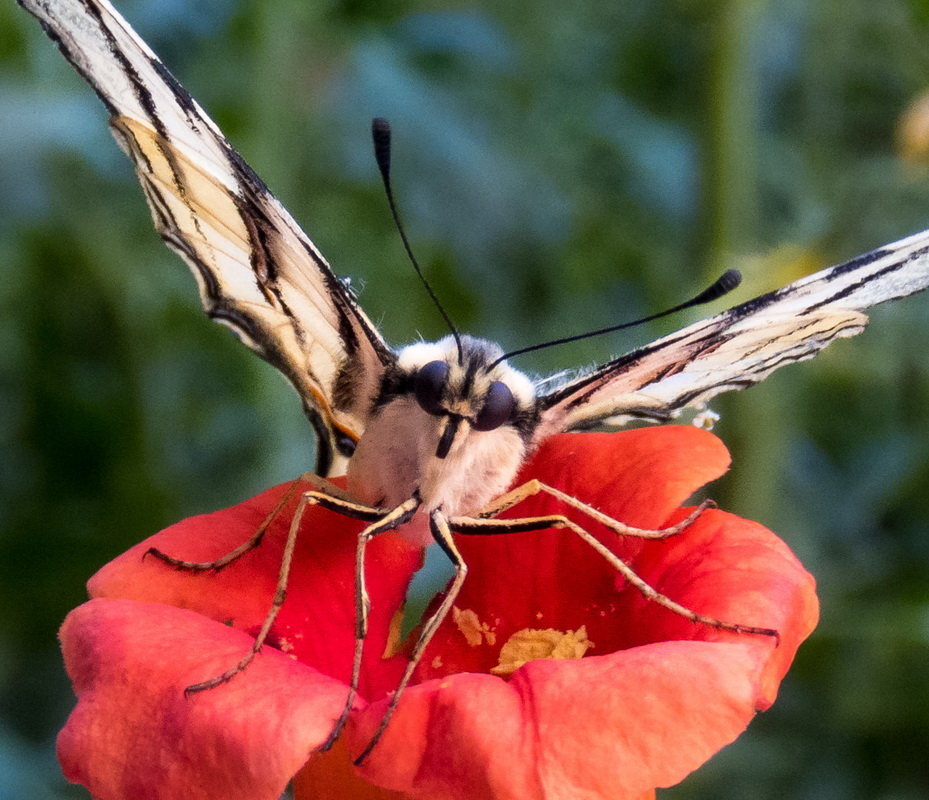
[58,426,818,800]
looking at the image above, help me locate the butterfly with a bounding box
[20,0,929,764]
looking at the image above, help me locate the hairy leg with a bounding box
[185,485,391,693]
[477,479,715,540]
[450,512,778,641]
[352,510,467,765]
[145,473,351,571]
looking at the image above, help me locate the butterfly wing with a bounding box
[535,229,929,442]
[20,0,395,476]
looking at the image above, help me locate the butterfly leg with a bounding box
[449,512,779,641]
[145,473,352,571]
[351,509,467,766]
[477,479,715,539]
[185,485,393,693]
[318,495,422,754]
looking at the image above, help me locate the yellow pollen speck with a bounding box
[453,608,497,647]
[490,626,594,677]
[431,656,443,669]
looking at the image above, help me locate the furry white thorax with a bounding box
[347,336,535,543]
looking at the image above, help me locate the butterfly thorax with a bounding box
[346,336,539,534]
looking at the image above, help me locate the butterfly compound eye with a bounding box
[472,381,516,431]
[414,360,449,416]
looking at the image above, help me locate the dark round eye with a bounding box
[414,360,449,416]
[472,381,516,431]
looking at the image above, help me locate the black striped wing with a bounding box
[20,0,396,476]
[535,229,929,442]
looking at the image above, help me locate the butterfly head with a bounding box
[348,335,538,518]
[396,335,537,458]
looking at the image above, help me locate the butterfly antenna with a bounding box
[492,269,742,366]
[372,118,463,361]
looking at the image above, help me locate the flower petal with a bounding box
[58,598,352,800]
[339,432,818,800]
[415,427,737,678]
[61,427,817,800]
[293,741,410,800]
[628,507,819,705]
[348,641,765,800]
[87,482,423,700]
[513,426,732,527]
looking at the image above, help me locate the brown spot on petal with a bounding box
[491,626,594,677]
[381,607,406,659]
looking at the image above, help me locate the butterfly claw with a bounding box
[144,546,230,573]
[656,497,717,538]
[318,698,355,753]
[184,652,257,696]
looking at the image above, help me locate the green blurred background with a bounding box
[3,0,929,797]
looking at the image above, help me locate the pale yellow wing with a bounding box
[536,230,929,441]
[20,0,395,475]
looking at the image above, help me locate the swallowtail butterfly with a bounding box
[20,0,929,761]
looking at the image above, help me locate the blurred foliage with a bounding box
[3,0,929,797]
